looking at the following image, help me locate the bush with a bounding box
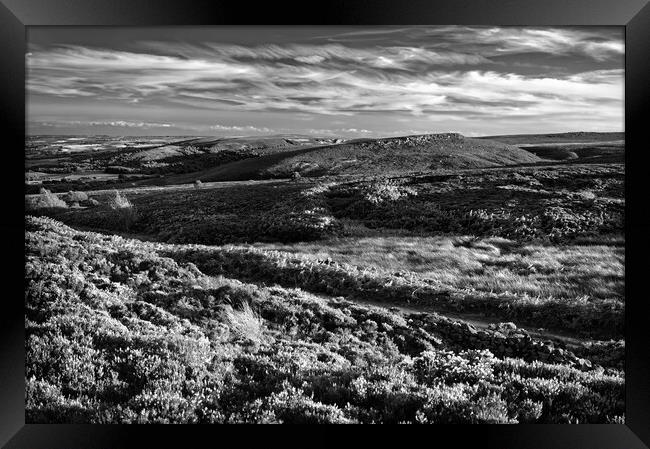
[107,190,137,231]
[30,188,68,210]
[65,191,88,203]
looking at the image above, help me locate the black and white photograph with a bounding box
[23,24,626,424]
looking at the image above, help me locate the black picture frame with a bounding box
[2,0,649,447]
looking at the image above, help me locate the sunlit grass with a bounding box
[251,235,624,302]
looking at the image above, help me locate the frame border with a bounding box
[2,0,648,447]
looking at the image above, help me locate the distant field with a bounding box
[24,133,544,191]
[479,132,624,145]
[516,142,624,163]
[478,132,625,164]
[25,134,341,193]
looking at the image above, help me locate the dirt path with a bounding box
[54,222,598,348]
[346,297,590,348]
[33,216,603,350]
[25,177,290,199]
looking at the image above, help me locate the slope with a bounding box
[151,133,543,184]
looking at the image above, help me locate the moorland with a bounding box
[25,131,625,423]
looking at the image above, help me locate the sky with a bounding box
[27,26,624,138]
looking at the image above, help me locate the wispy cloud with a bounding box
[27,26,624,136]
[453,27,624,61]
[210,124,274,133]
[320,26,624,62]
[36,120,173,128]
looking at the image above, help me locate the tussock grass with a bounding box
[168,237,623,338]
[224,302,264,344]
[253,235,623,302]
[107,190,137,231]
[27,188,68,210]
[108,190,133,209]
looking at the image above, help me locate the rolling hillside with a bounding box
[478,132,624,145]
[480,132,625,163]
[151,133,543,184]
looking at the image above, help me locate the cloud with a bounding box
[210,124,274,133]
[462,27,624,61]
[305,127,373,135]
[36,120,173,128]
[295,55,326,64]
[26,26,624,136]
[319,26,624,62]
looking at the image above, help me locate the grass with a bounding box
[107,190,137,231]
[23,147,626,424]
[167,238,623,339]
[28,164,624,337]
[24,216,625,424]
[252,235,623,302]
[40,163,623,246]
[26,188,68,210]
[223,302,264,344]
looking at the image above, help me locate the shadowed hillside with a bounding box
[152,133,543,184]
[479,132,624,163]
[478,132,624,145]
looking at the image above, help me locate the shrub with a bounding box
[107,190,137,231]
[361,179,417,205]
[30,188,68,210]
[514,398,544,422]
[65,191,89,203]
[266,384,352,424]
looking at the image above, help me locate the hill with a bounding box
[478,132,624,146]
[479,132,624,163]
[152,133,543,185]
